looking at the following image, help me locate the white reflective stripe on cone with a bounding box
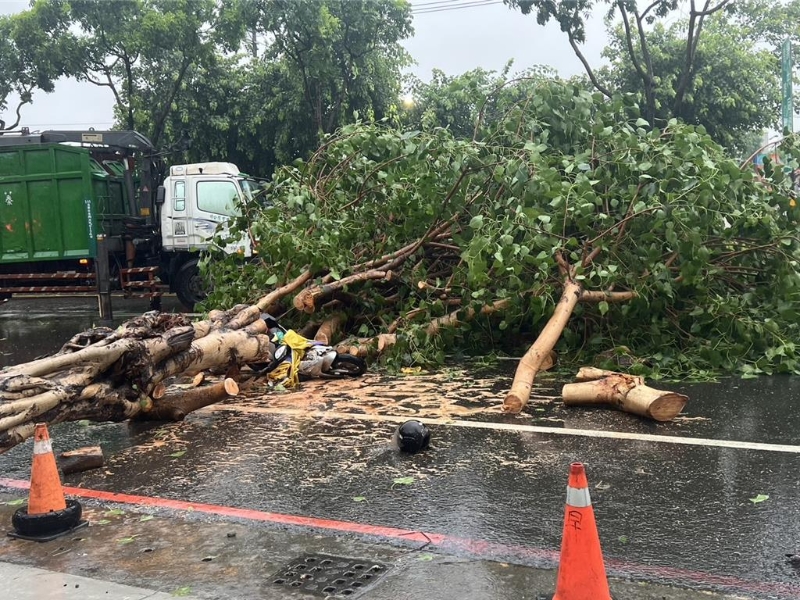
[33,439,53,455]
[566,485,592,508]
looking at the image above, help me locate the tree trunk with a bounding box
[562,370,687,421]
[58,446,104,475]
[142,378,240,421]
[504,280,582,413]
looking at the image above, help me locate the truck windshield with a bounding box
[239,178,270,207]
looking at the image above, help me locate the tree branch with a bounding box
[673,0,732,114]
[617,1,654,119]
[0,86,33,132]
[568,34,613,99]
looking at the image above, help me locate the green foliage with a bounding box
[505,0,792,154]
[67,0,222,148]
[205,77,800,378]
[0,1,82,130]
[401,64,555,139]
[600,8,782,154]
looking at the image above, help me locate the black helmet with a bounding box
[394,420,430,454]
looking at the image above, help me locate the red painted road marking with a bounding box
[1,477,799,599]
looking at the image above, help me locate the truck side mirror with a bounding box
[155,185,165,205]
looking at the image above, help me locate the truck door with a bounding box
[161,178,190,250]
[189,178,251,256]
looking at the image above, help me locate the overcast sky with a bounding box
[0,0,610,132]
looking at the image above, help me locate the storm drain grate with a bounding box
[270,553,388,597]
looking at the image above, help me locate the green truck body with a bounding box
[0,143,129,264]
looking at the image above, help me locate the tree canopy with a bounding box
[505,0,797,153]
[0,0,413,176]
[0,1,81,132]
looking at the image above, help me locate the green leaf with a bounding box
[352,496,367,502]
[172,586,193,597]
[392,476,415,486]
[139,515,155,522]
[598,301,609,316]
[169,451,186,458]
[265,274,278,285]
[95,519,112,525]
[105,508,125,516]
[636,118,649,127]
[117,536,139,545]
[4,499,25,506]
[418,553,435,561]
[749,494,769,504]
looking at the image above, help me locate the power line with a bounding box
[412,0,503,15]
[412,0,462,8]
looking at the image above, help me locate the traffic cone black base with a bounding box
[8,517,88,542]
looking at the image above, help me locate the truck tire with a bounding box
[174,259,207,311]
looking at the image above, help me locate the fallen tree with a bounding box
[0,273,321,451]
[206,79,800,405]
[2,78,799,451]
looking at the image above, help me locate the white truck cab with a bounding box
[159,162,255,255]
[155,162,262,309]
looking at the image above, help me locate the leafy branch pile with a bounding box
[204,79,800,396]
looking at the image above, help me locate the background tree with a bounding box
[67,0,229,150]
[600,13,780,153]
[506,0,734,121]
[502,0,798,152]
[244,0,412,169]
[0,1,81,132]
[158,0,414,175]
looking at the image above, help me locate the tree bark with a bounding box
[562,370,688,421]
[314,313,346,345]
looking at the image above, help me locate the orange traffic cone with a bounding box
[552,462,612,600]
[9,423,85,542]
[28,423,67,515]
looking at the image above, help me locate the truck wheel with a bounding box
[174,259,207,311]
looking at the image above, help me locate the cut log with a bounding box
[58,445,104,474]
[377,333,397,353]
[562,371,688,421]
[314,313,346,345]
[142,378,240,421]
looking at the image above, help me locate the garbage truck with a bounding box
[0,130,258,309]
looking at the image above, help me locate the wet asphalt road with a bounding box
[1,297,800,599]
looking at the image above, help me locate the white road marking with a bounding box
[206,405,800,454]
